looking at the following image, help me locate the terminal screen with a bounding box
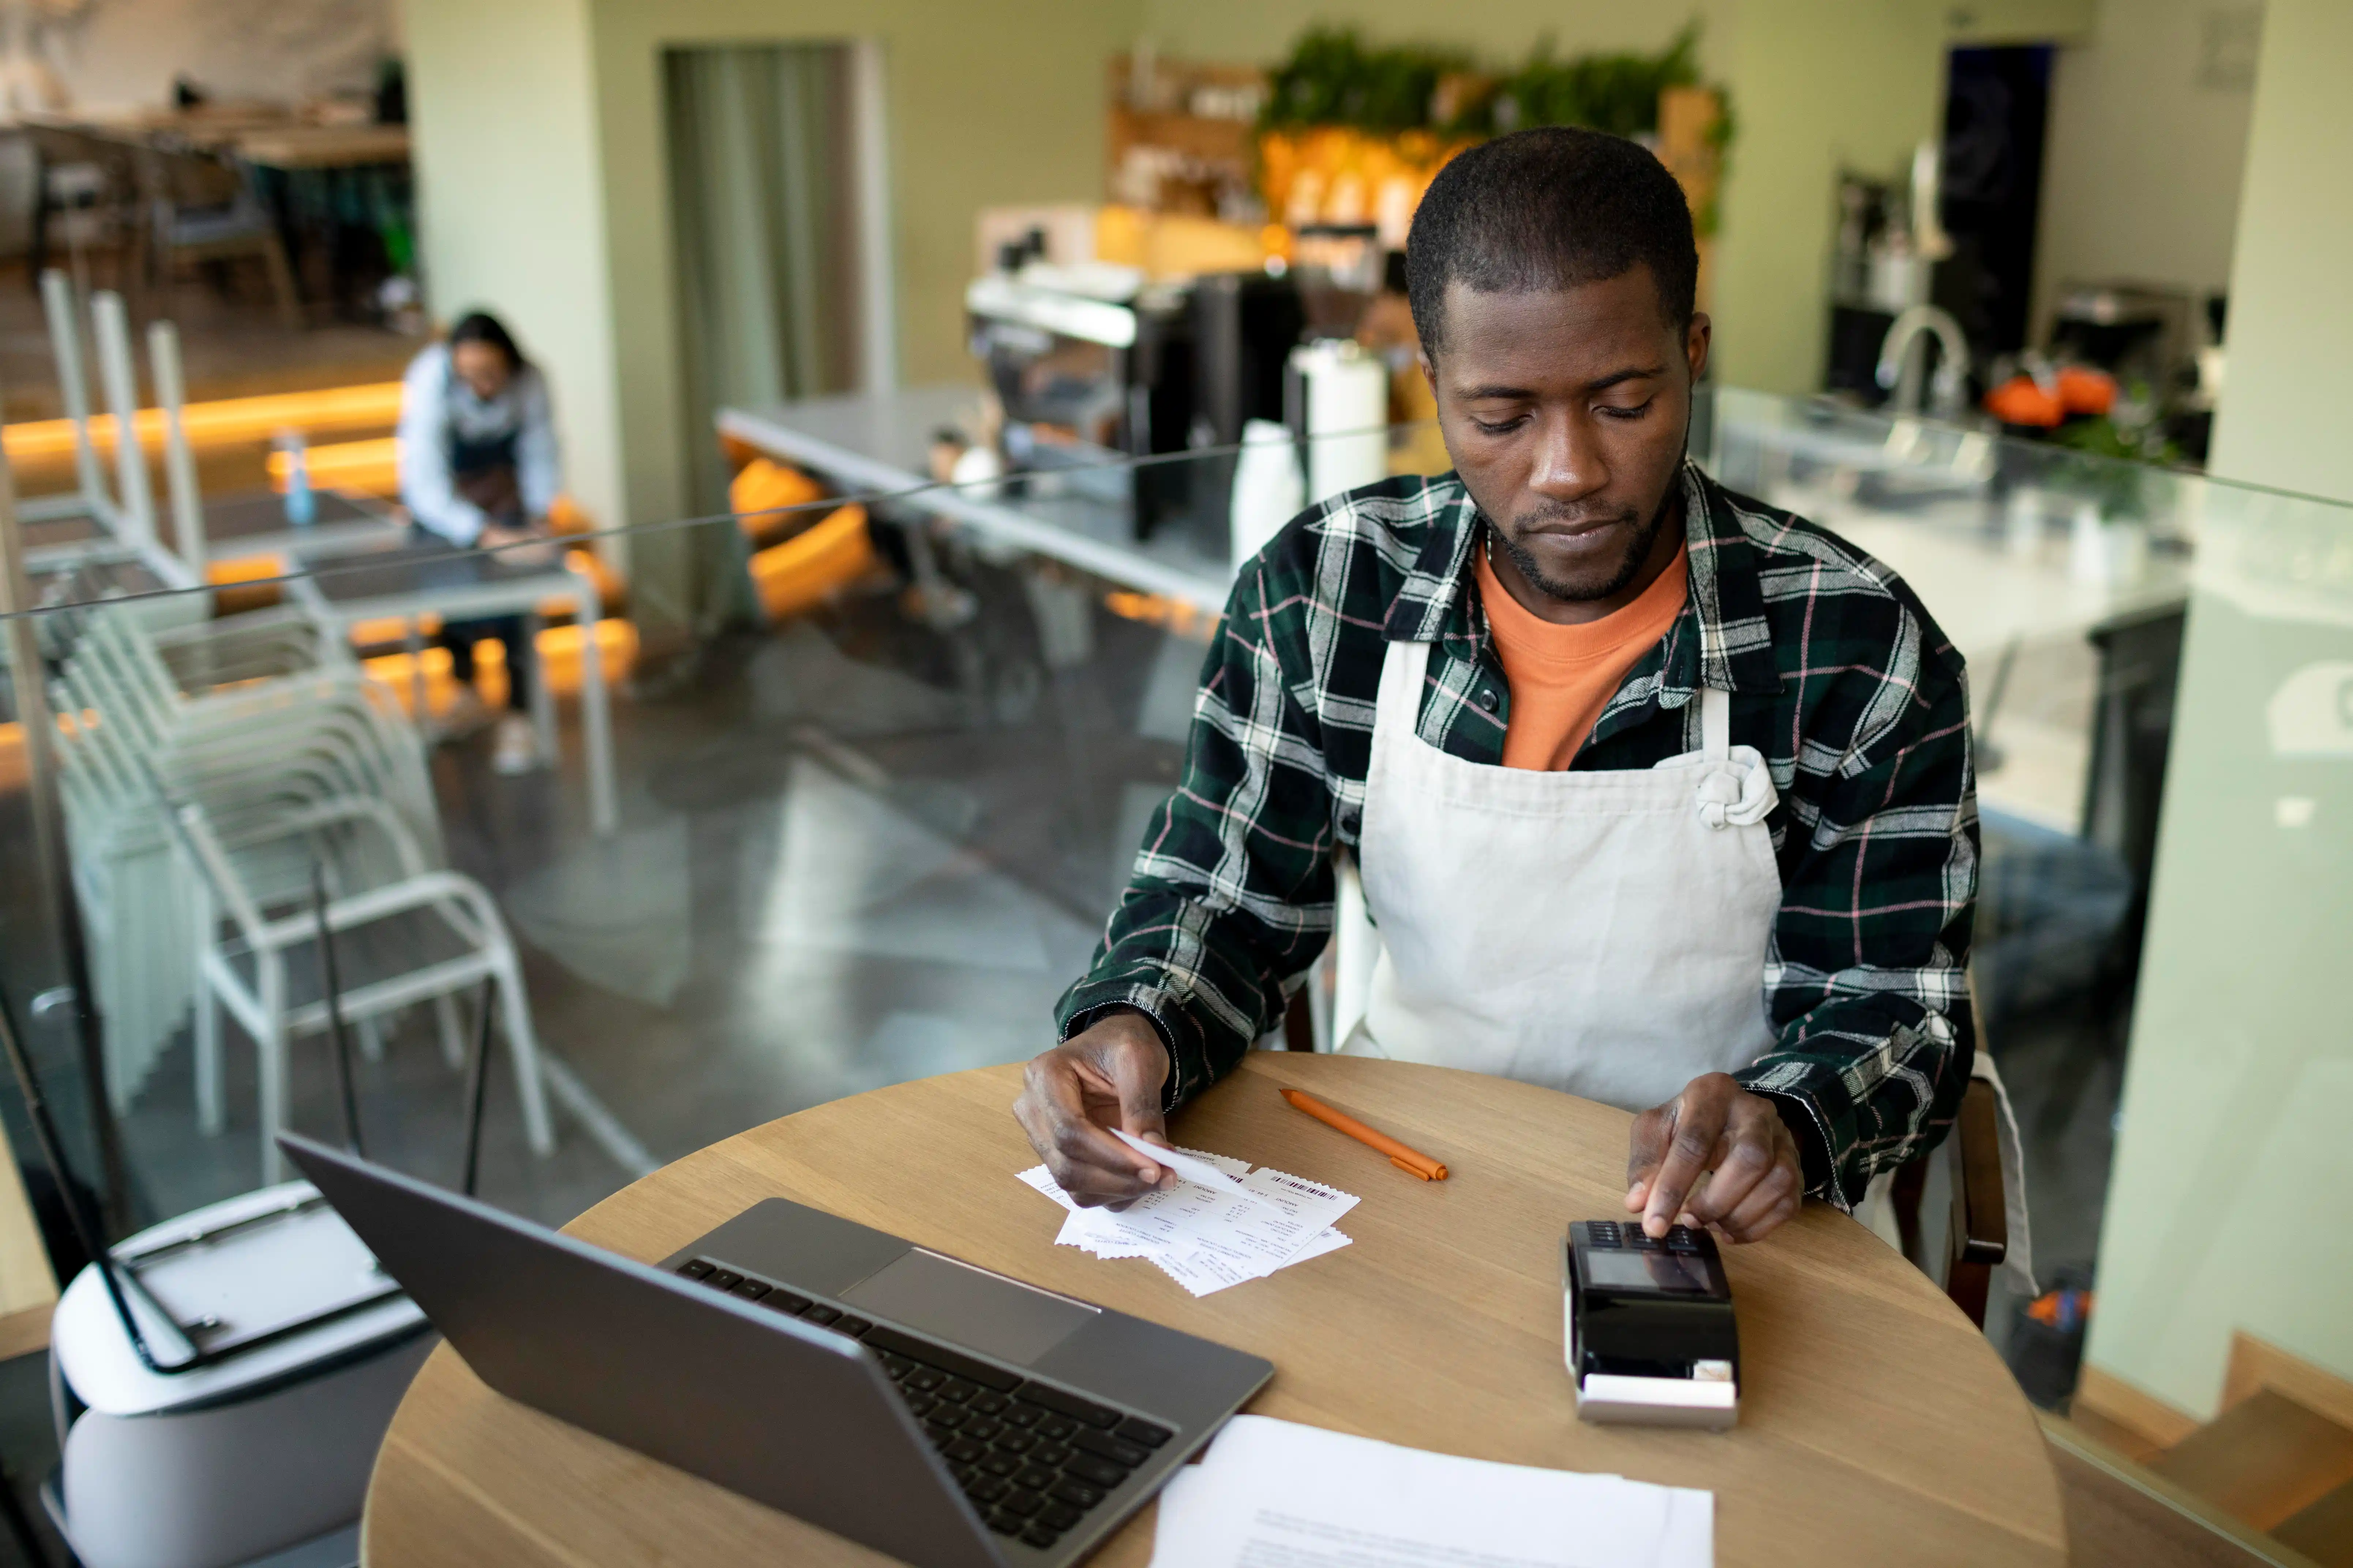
[1583,1249,1713,1294]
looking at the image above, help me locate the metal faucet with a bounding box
[1875,305,1972,419]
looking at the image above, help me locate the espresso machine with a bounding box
[965,251,1198,538]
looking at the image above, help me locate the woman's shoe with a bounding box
[490,713,542,776]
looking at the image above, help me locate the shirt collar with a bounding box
[1386,461,1781,697]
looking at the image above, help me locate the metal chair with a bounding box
[48,607,554,1179]
[1889,1071,2012,1327]
[22,124,143,302]
[138,141,300,330]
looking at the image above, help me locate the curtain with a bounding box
[665,44,860,524]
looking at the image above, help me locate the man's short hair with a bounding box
[1406,126,1698,357]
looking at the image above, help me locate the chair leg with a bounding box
[256,1017,288,1184]
[259,231,301,331]
[491,958,555,1156]
[523,611,556,761]
[193,984,224,1136]
[433,993,466,1071]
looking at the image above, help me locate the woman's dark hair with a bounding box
[448,311,526,370]
[1407,126,1698,358]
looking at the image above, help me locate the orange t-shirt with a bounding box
[1475,542,1691,770]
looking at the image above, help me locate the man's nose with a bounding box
[1526,411,1608,504]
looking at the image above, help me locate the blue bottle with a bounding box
[278,429,316,526]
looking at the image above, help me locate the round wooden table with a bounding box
[362,1054,2066,1566]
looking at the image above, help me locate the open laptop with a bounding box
[281,1133,1273,1568]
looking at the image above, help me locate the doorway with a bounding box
[663,42,894,518]
[1934,45,2055,370]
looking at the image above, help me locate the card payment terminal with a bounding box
[1563,1220,1740,1429]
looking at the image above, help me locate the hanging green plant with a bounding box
[1262,27,1472,134]
[1488,24,1701,139]
[1259,21,1713,143]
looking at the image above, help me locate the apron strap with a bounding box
[1700,685,1730,761]
[1375,637,1432,735]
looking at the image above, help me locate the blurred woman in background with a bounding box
[396,310,561,774]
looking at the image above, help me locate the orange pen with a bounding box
[1280,1088,1449,1181]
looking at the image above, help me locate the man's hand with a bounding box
[1012,1010,1178,1207]
[1624,1072,1803,1244]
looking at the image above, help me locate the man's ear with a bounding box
[1418,349,1438,395]
[1685,313,1713,385]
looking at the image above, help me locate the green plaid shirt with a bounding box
[1057,461,1977,1209]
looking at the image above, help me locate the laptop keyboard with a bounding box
[677,1256,1173,1552]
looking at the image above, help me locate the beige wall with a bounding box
[405,0,625,545]
[1147,0,2090,397]
[2205,0,2349,504]
[2084,0,2353,1425]
[1138,1,1728,69]
[409,0,2106,561]
[1708,0,1944,394]
[586,0,1136,541]
[2030,0,2262,345]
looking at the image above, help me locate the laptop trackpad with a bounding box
[842,1250,1094,1365]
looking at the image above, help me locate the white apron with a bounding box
[1346,637,1782,1112]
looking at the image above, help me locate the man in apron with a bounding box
[396,311,564,774]
[1016,127,1976,1247]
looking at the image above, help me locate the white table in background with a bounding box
[289,542,617,836]
[717,385,1233,615]
[191,489,409,567]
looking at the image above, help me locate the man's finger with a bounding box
[1718,1163,1800,1242]
[1021,1060,1162,1199]
[1107,1059,1176,1186]
[1642,1094,1728,1238]
[1050,1112,1164,1193]
[1685,1131,1773,1225]
[1624,1107,1673,1187]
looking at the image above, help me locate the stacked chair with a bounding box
[48,604,554,1180]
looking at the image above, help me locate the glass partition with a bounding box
[1708,387,2212,1368]
[0,422,1455,1244]
[4,388,2340,1422]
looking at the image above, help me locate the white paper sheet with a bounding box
[1149,1416,1713,1568]
[1110,1129,1275,1206]
[1015,1153,1356,1296]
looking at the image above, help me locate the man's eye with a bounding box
[1469,414,1526,435]
[1599,400,1655,421]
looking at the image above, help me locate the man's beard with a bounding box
[1489,477,1681,604]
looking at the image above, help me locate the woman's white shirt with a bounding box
[396,341,562,545]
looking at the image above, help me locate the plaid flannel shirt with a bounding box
[1057,461,1978,1208]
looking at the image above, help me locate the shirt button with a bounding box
[1477,688,1499,712]
[1340,810,1362,836]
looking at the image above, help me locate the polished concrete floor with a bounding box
[0,259,417,425]
[23,545,2134,1272]
[63,550,1193,1236]
[0,532,2138,1556]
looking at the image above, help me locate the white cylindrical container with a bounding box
[1292,339,1389,508]
[2069,500,2106,583]
[2004,486,2045,560]
[1230,419,1304,566]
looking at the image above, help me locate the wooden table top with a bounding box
[233,124,410,170]
[362,1055,2066,1567]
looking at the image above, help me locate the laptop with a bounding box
[280,1133,1273,1568]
